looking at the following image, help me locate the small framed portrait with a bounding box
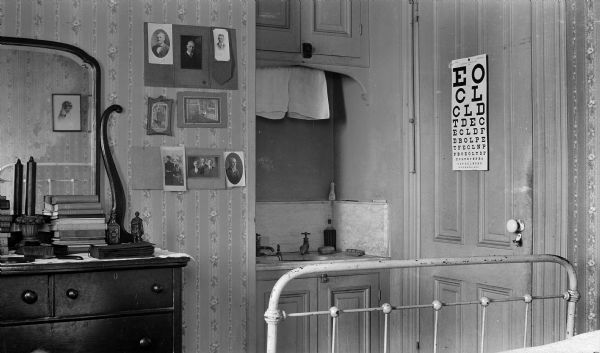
[147,96,173,135]
[177,91,228,128]
[52,94,82,132]
[186,148,226,189]
[213,28,230,62]
[160,146,186,192]
[224,151,245,188]
[147,23,173,65]
[180,35,203,70]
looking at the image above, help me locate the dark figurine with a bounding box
[131,211,144,243]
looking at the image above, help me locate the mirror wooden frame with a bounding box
[0,35,102,198]
[0,36,131,241]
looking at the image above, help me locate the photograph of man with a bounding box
[148,24,173,65]
[180,36,202,69]
[188,157,205,177]
[204,158,217,177]
[152,29,170,58]
[213,28,230,62]
[225,152,243,185]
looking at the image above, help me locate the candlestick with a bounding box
[13,159,23,217]
[24,156,36,216]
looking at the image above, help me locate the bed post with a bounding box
[264,307,284,353]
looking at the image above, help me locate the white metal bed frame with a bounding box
[264,254,579,353]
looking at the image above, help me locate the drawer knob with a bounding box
[151,284,163,294]
[21,290,38,304]
[66,288,79,299]
[139,337,152,348]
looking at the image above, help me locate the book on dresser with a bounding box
[44,194,99,205]
[43,195,103,217]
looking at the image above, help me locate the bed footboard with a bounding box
[264,254,578,353]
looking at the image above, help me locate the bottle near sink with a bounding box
[323,218,336,250]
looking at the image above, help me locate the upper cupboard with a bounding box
[256,0,369,67]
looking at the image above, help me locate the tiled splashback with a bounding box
[255,200,389,257]
[334,201,389,257]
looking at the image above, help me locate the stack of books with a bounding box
[0,197,10,255]
[43,195,107,254]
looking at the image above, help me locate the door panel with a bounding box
[417,1,533,352]
[317,274,379,353]
[256,278,318,353]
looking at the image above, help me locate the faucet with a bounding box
[299,232,310,255]
[256,234,275,256]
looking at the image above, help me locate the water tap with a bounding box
[299,232,310,255]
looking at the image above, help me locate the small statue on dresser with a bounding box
[130,211,144,243]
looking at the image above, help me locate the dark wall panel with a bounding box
[256,116,334,201]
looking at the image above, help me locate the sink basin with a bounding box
[280,253,331,262]
[256,251,366,264]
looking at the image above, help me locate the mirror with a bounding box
[0,36,101,215]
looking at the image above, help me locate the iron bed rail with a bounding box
[264,254,579,353]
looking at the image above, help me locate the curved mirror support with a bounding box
[100,105,132,242]
[0,36,101,214]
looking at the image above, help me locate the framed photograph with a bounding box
[224,151,246,188]
[147,96,173,135]
[147,23,173,65]
[213,28,231,62]
[177,91,228,128]
[180,35,203,70]
[186,148,226,189]
[160,146,186,192]
[52,94,82,132]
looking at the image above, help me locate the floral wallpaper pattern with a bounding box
[0,1,251,352]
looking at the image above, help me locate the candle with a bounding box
[24,156,36,216]
[13,159,22,216]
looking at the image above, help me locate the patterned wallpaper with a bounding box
[568,0,599,333]
[0,1,252,352]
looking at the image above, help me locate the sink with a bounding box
[256,251,365,264]
[280,253,331,262]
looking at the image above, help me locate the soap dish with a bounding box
[318,246,336,255]
[345,249,365,257]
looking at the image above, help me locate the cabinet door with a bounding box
[301,0,366,58]
[256,277,318,353]
[317,273,379,353]
[256,0,301,53]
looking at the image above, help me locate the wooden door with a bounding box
[416,1,534,352]
[317,273,380,353]
[256,0,301,53]
[256,277,318,353]
[302,0,364,58]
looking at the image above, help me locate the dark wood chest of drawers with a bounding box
[0,254,189,353]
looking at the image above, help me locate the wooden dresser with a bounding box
[0,252,190,353]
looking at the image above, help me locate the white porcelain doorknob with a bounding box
[506,219,524,233]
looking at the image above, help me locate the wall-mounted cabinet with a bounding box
[256,0,369,67]
[256,268,385,353]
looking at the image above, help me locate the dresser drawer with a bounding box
[0,313,174,353]
[0,275,50,321]
[54,268,173,317]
